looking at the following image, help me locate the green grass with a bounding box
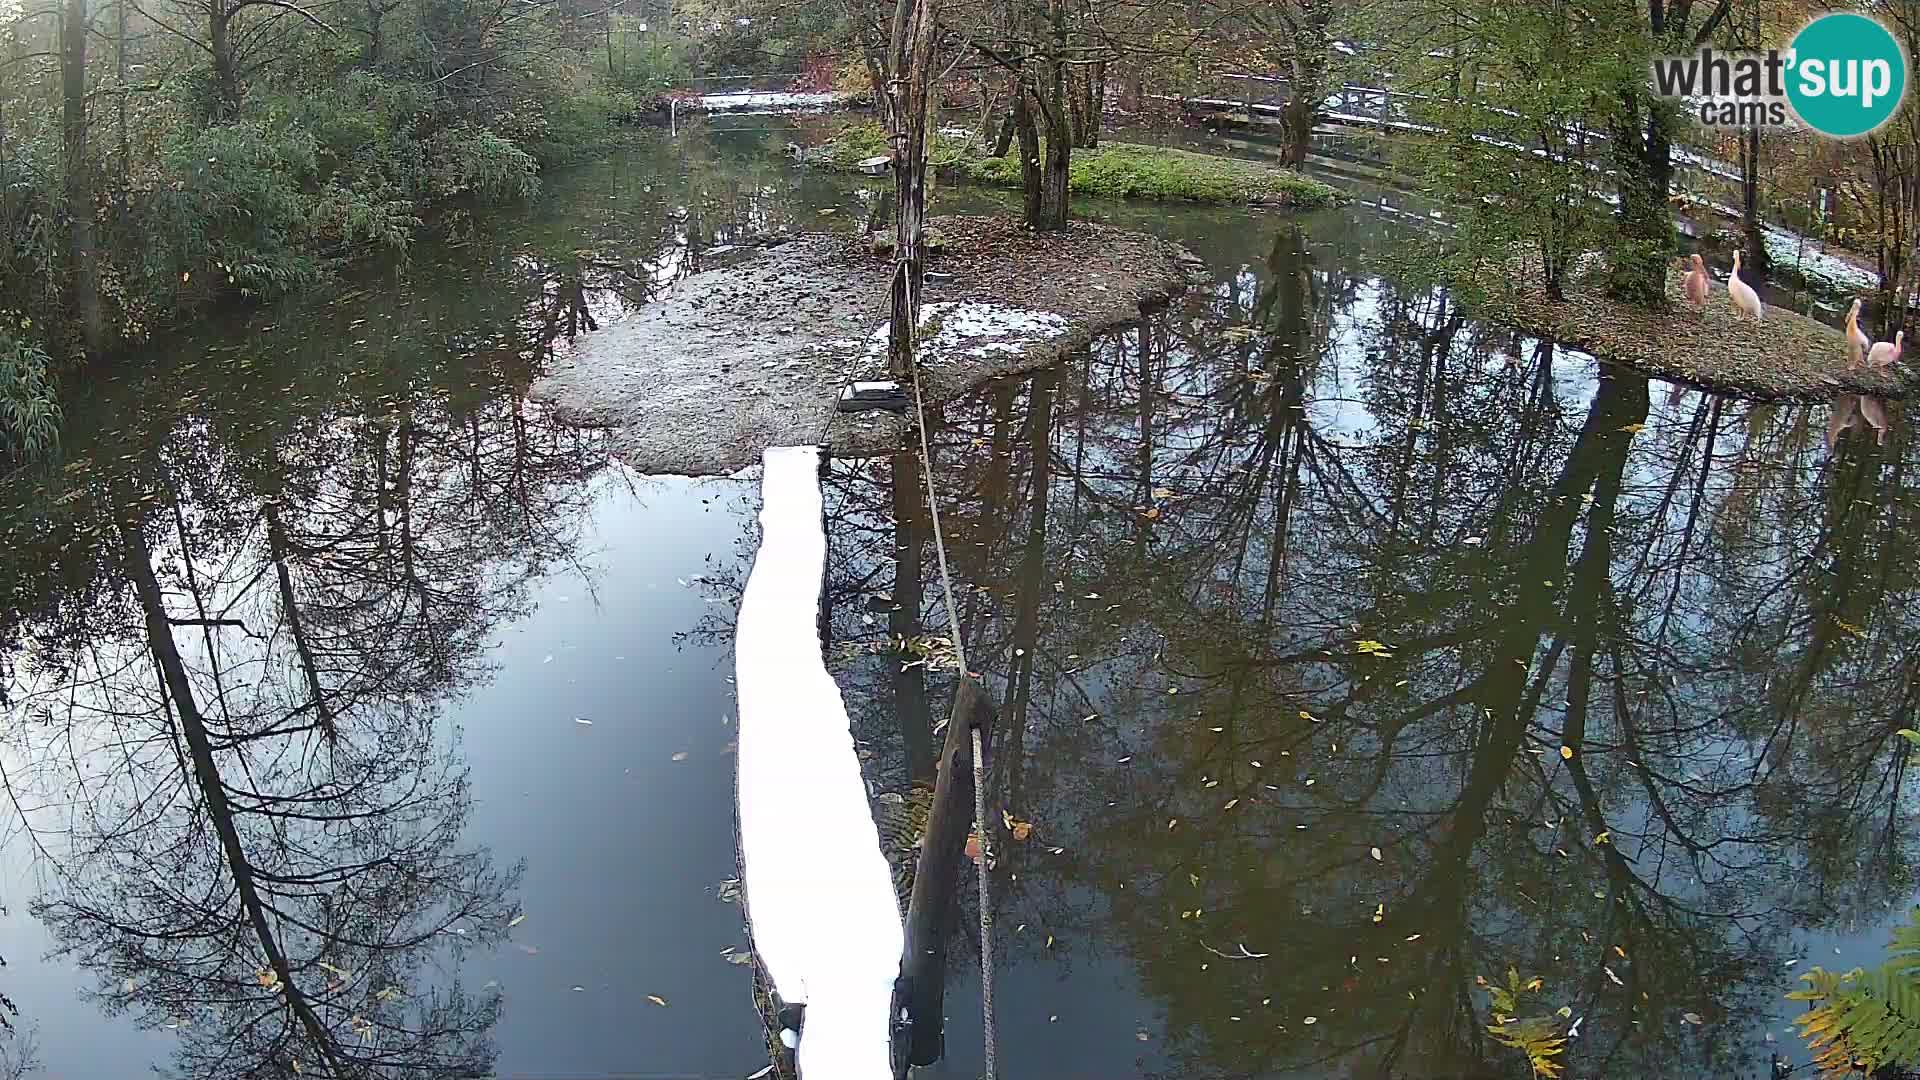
[816,121,1337,208]
[961,142,1337,207]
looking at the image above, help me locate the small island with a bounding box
[1470,258,1907,402]
[531,215,1205,476]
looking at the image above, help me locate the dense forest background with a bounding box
[2,0,1918,462]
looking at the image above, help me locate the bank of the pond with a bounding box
[1472,261,1911,402]
[531,214,1204,474]
[809,121,1338,208]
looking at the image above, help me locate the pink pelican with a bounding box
[1728,250,1763,321]
[1682,254,1711,310]
[1868,330,1905,370]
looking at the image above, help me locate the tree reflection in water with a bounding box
[823,221,1920,1080]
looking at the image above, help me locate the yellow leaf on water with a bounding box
[508,914,527,928]
[1369,847,1383,861]
[1560,746,1574,760]
[1593,831,1611,845]
[1618,423,1647,434]
[1152,487,1173,500]
[1373,904,1385,924]
[648,995,669,1007]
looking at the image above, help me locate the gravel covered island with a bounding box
[1474,260,1911,402]
[531,215,1205,475]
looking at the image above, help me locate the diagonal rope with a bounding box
[905,323,996,1080]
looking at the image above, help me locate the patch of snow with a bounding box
[1762,229,1882,293]
[861,301,1071,366]
[735,446,902,1080]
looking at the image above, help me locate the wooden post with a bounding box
[890,676,994,1076]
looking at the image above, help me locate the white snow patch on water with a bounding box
[735,446,902,1080]
[860,301,1072,365]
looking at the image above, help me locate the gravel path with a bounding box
[531,216,1204,475]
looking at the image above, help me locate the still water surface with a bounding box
[0,124,1908,1079]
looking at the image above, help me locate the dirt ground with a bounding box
[530,215,1205,476]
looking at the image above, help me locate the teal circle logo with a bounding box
[1785,13,1908,138]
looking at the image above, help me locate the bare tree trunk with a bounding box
[1032,0,1071,232]
[115,0,127,184]
[1085,59,1104,148]
[1740,123,1769,277]
[884,0,940,380]
[209,2,240,118]
[62,0,101,356]
[991,109,1014,156]
[1014,79,1042,225]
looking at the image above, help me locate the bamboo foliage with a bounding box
[1790,908,1920,1076]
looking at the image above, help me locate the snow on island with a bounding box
[861,301,1073,365]
[736,445,903,1079]
[529,217,1202,476]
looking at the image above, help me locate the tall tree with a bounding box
[884,0,940,378]
[62,0,101,354]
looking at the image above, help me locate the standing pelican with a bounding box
[1683,254,1711,309]
[1845,299,1871,369]
[1728,250,1763,321]
[1868,330,1905,370]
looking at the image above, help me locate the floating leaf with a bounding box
[1370,847,1383,861]
[508,915,527,928]
[1373,904,1385,924]
[1593,831,1611,845]
[1151,487,1173,499]
[1303,1016,1318,1025]
[648,994,668,1007]
[1559,746,1574,760]
[1618,423,1647,434]
[1898,729,1920,746]
[1605,967,1623,986]
[671,752,688,761]
[1681,1012,1702,1024]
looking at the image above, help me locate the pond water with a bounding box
[0,122,1909,1080]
